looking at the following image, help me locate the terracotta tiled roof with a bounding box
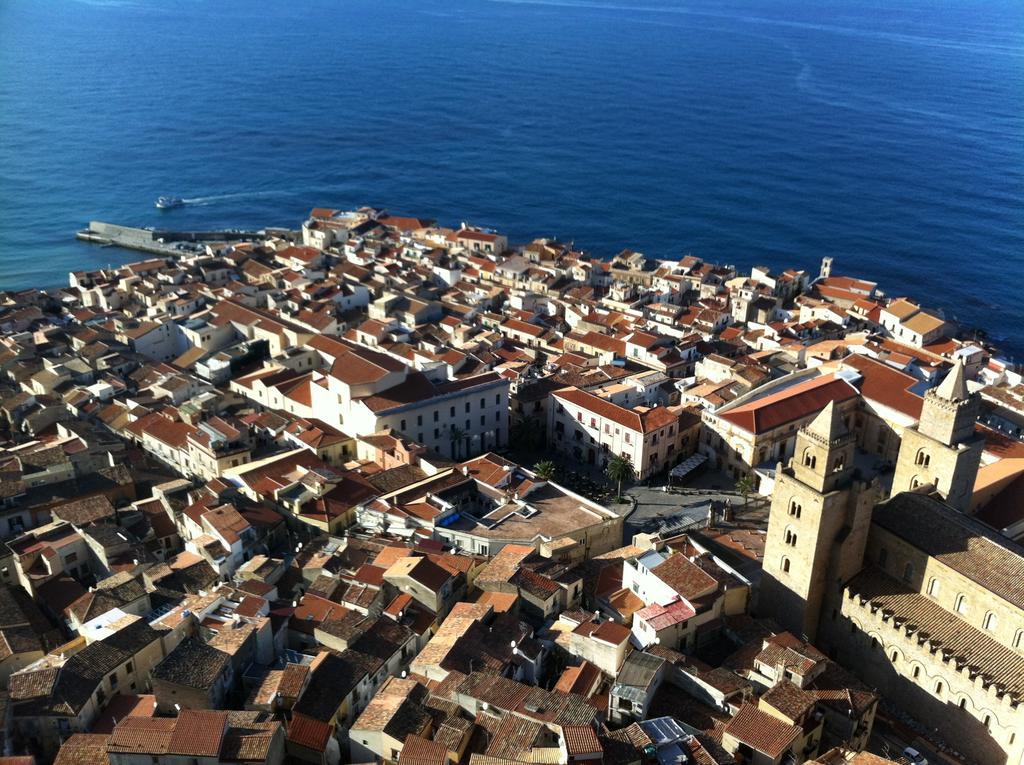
[846,566,1024,701]
[652,553,719,599]
[718,373,859,435]
[168,709,227,757]
[563,724,602,756]
[108,717,177,754]
[287,713,332,752]
[53,734,111,765]
[723,702,800,758]
[398,734,449,765]
[843,354,922,419]
[873,492,1024,610]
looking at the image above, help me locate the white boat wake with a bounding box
[179,191,284,206]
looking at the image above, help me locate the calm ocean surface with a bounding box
[1,0,1021,357]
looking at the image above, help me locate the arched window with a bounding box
[1014,630,1024,649]
[958,698,967,710]
[781,557,791,574]
[890,650,899,663]
[983,612,997,631]
[802,449,816,469]
[784,528,798,547]
[955,594,968,615]
[983,714,992,730]
[789,500,802,518]
[935,680,944,696]
[915,449,931,467]
[910,476,921,489]
[912,665,921,679]
[833,455,845,472]
[927,577,940,597]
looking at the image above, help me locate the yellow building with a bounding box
[760,363,1021,764]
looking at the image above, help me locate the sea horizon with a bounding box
[1,0,1021,357]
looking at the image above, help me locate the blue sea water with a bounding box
[0,0,1021,357]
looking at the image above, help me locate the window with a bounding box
[915,449,931,467]
[784,528,797,547]
[434,411,439,422]
[495,394,501,405]
[109,672,118,689]
[465,402,471,414]
[434,428,440,439]
[833,456,845,472]
[912,665,921,679]
[400,419,406,431]
[934,681,944,696]
[479,415,485,426]
[781,557,791,574]
[955,594,968,615]
[802,449,817,469]
[983,714,992,730]
[902,562,914,584]
[958,698,967,710]
[1014,629,1023,649]
[927,577,940,597]
[789,500,801,518]
[983,611,997,631]
[480,398,486,410]
[126,662,133,674]
[450,406,456,417]
[890,650,899,663]
[417,415,423,426]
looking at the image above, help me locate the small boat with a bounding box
[155,196,185,210]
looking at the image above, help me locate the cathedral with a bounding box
[760,360,1024,765]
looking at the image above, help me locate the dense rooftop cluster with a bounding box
[0,206,1022,765]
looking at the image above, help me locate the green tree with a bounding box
[735,473,756,510]
[533,460,556,480]
[606,454,636,501]
[448,425,466,460]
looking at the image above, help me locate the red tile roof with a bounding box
[718,374,859,435]
[843,354,923,419]
[168,710,227,757]
[287,713,332,752]
[723,702,800,758]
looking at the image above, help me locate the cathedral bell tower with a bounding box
[891,360,983,512]
[760,401,876,641]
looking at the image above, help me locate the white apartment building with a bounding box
[549,386,696,480]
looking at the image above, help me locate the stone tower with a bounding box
[819,256,833,281]
[891,360,983,512]
[760,401,878,641]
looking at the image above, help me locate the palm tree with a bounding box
[448,425,466,460]
[533,460,556,481]
[606,454,636,502]
[735,473,756,511]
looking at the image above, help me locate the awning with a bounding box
[669,452,707,479]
